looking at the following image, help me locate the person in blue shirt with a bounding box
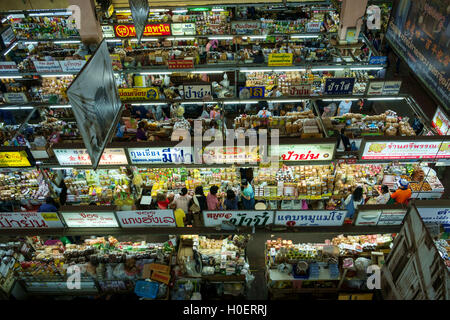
[337,100,352,116]
[38,197,58,212]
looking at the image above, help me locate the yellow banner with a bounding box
[0,151,31,167]
[268,53,293,66]
[41,213,59,221]
[119,87,159,100]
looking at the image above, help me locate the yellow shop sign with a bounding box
[268,53,293,66]
[119,87,159,100]
[0,151,32,167]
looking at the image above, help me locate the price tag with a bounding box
[270,248,276,256]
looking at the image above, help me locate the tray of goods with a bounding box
[409,182,432,192]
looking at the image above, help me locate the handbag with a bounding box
[189,196,201,213]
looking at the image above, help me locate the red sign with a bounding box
[114,24,171,37]
[168,60,194,69]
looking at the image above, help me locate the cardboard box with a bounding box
[151,271,170,284]
[149,263,170,274]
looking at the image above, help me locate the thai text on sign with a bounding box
[114,24,171,37]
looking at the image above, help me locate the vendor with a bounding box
[253,50,265,64]
[38,197,58,212]
[136,122,147,141]
[375,185,391,204]
[391,179,412,205]
[337,100,352,116]
[132,106,148,121]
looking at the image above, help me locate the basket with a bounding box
[134,280,159,299]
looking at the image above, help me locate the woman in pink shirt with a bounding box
[206,186,221,210]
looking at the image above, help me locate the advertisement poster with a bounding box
[268,53,293,66]
[54,148,128,166]
[118,87,159,100]
[171,23,196,35]
[183,85,212,99]
[116,210,176,227]
[202,146,260,164]
[275,144,335,161]
[0,150,32,167]
[61,212,119,228]
[275,211,345,227]
[59,60,86,73]
[0,212,64,229]
[128,147,193,164]
[431,107,450,135]
[361,140,450,160]
[386,0,450,110]
[203,211,274,227]
[32,60,63,73]
[324,78,355,95]
[114,24,171,37]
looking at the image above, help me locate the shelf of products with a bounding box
[7,15,79,40]
[0,169,50,203]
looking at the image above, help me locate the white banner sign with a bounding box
[61,212,119,228]
[417,207,450,224]
[275,210,345,226]
[59,60,86,73]
[3,92,28,103]
[377,209,407,225]
[33,60,63,73]
[361,140,450,160]
[171,23,196,35]
[54,148,128,166]
[0,212,64,229]
[116,210,176,227]
[275,144,335,161]
[366,81,384,95]
[355,210,382,226]
[231,21,261,34]
[431,107,449,136]
[0,61,18,72]
[382,81,402,95]
[128,147,193,164]
[183,85,212,100]
[203,210,274,227]
[306,21,321,32]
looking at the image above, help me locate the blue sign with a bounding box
[128,147,193,164]
[369,56,388,65]
[324,78,355,95]
[239,86,265,99]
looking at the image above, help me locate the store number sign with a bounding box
[274,210,345,226]
[61,212,119,228]
[324,78,355,95]
[0,212,64,229]
[116,210,176,227]
[275,144,335,161]
[203,211,274,227]
[54,148,128,166]
[361,140,450,160]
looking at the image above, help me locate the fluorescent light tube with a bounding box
[131,103,168,106]
[2,106,34,110]
[50,105,71,108]
[224,101,259,104]
[366,97,404,101]
[173,9,188,13]
[208,36,233,40]
[3,42,18,56]
[191,70,223,74]
[0,75,22,79]
[273,68,307,72]
[41,74,73,77]
[140,72,172,75]
[23,41,39,45]
[240,69,273,73]
[312,67,345,71]
[106,39,122,42]
[130,38,158,42]
[322,98,359,101]
[272,100,305,103]
[166,37,195,41]
[350,66,384,70]
[246,36,267,39]
[53,40,81,44]
[291,35,320,39]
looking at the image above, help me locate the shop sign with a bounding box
[54,148,128,166]
[118,87,159,100]
[32,60,63,73]
[128,147,193,164]
[170,23,196,35]
[431,107,449,135]
[416,207,449,224]
[102,25,115,38]
[355,210,382,226]
[59,60,86,73]
[0,212,64,229]
[203,210,274,227]
[366,81,384,95]
[3,92,28,103]
[0,61,18,72]
[382,81,402,95]
[61,212,119,228]
[369,56,387,65]
[168,60,194,69]
[289,85,311,96]
[114,24,171,37]
[361,140,450,160]
[116,210,176,227]
[377,209,407,226]
[323,78,355,95]
[231,21,261,34]
[275,210,345,226]
[1,27,15,48]
[202,146,259,164]
[0,151,32,167]
[239,86,265,99]
[183,85,212,100]
[275,144,335,161]
[306,21,321,32]
[268,53,293,66]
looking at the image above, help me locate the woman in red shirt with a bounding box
[156,193,171,209]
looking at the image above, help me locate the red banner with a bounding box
[114,24,171,37]
[168,60,194,69]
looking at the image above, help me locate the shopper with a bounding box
[210,105,221,120]
[156,193,171,209]
[337,128,351,151]
[337,100,352,116]
[253,50,265,64]
[136,122,147,141]
[200,106,210,119]
[207,186,221,210]
[173,187,192,214]
[174,208,186,227]
[38,197,58,213]
[190,186,207,211]
[391,179,412,205]
[376,185,391,204]
[223,190,238,210]
[344,186,365,219]
[241,179,255,210]
[356,99,364,112]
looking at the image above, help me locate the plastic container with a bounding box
[134,280,159,299]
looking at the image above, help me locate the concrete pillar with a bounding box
[338,0,368,43]
[68,0,102,45]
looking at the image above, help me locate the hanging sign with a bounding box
[324,78,355,95]
[54,148,128,166]
[306,21,321,32]
[0,150,32,167]
[168,60,194,69]
[61,212,119,228]
[128,147,193,164]
[289,85,312,96]
[239,86,265,99]
[0,212,64,229]
[59,60,86,73]
[377,209,407,225]
[118,87,159,100]
[416,207,449,224]
[114,24,171,37]
[183,85,212,100]
[361,140,450,160]
[382,81,402,95]
[369,56,388,65]
[203,210,274,227]
[202,146,260,164]
[1,27,15,48]
[268,53,293,66]
[0,61,18,72]
[231,21,261,34]
[275,144,335,161]
[116,210,176,227]
[129,0,150,42]
[274,210,345,226]
[366,81,385,95]
[170,23,196,35]
[33,60,63,73]
[355,209,382,226]
[102,25,115,38]
[431,107,450,135]
[3,92,28,103]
